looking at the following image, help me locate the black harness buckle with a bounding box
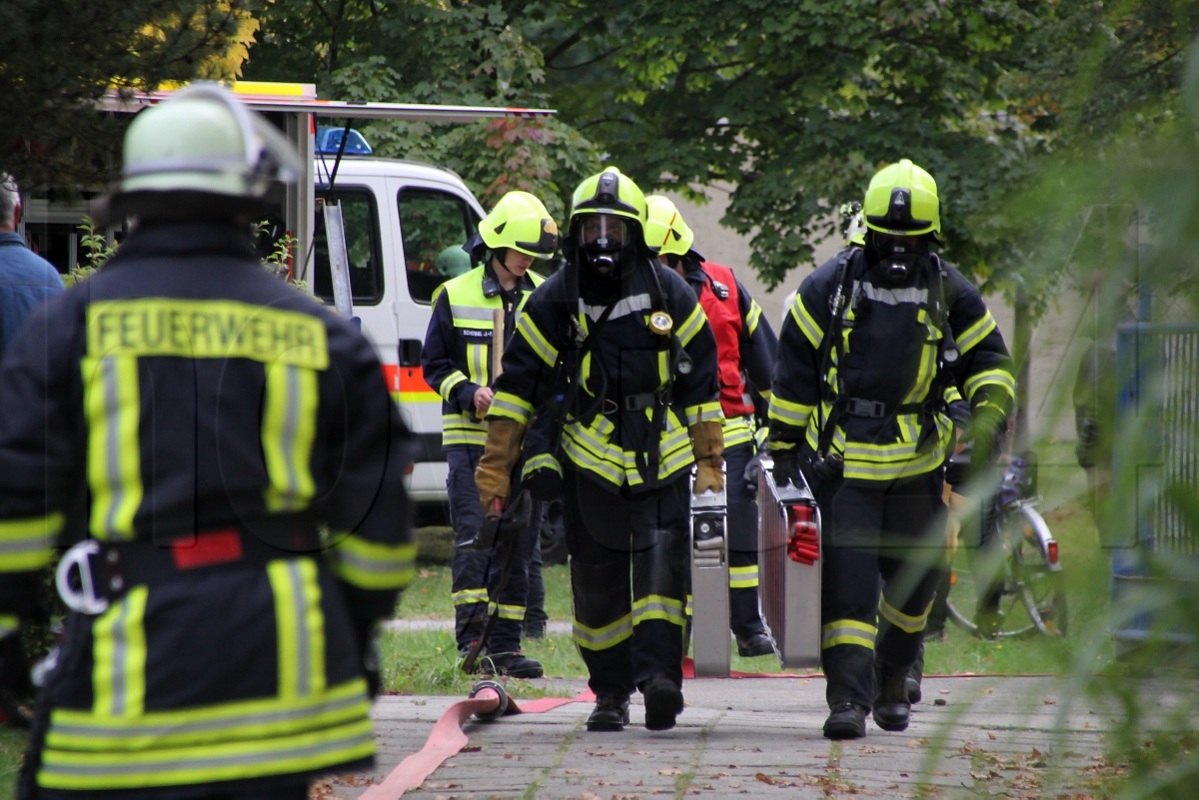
[845,398,886,418]
[624,391,659,412]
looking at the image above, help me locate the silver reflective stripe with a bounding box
[858,281,929,306]
[100,359,127,538]
[449,304,495,324]
[50,692,366,739]
[581,292,651,323]
[43,728,374,777]
[286,560,312,696]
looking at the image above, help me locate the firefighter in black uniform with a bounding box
[421,190,557,678]
[0,84,417,799]
[475,167,723,733]
[644,196,778,658]
[769,159,1015,740]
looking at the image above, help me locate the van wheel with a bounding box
[539,499,568,565]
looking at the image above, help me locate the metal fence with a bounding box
[1112,322,1199,650]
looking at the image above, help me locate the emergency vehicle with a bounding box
[22,80,556,521]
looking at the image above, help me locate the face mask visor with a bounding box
[577,214,631,277]
[871,232,927,285]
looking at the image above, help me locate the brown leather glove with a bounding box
[476,419,528,512]
[689,419,725,494]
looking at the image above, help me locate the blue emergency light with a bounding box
[315,126,373,155]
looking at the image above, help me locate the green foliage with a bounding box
[244,1,599,223]
[64,216,115,287]
[245,0,1199,309]
[0,0,254,192]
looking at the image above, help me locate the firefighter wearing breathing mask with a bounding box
[768,159,1015,741]
[475,167,723,734]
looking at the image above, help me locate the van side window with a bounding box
[398,187,480,305]
[312,188,383,306]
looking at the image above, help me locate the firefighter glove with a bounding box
[689,420,725,494]
[476,419,528,511]
[768,441,802,487]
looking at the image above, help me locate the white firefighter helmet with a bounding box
[118,82,301,202]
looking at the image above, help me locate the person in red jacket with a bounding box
[644,196,779,658]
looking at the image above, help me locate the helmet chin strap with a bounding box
[492,248,521,283]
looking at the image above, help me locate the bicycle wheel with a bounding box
[945,501,1066,638]
[1007,503,1068,636]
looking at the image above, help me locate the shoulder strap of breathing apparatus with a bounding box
[813,248,858,463]
[815,252,961,461]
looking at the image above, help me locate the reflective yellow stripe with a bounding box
[453,588,489,606]
[0,615,17,638]
[729,564,759,590]
[516,312,558,367]
[521,452,561,479]
[437,370,468,402]
[573,613,633,651]
[466,342,488,385]
[441,412,488,446]
[965,369,1017,403]
[879,594,933,635]
[840,435,949,482]
[821,618,876,650]
[719,417,748,448]
[493,602,525,621]
[674,304,706,346]
[794,296,825,349]
[487,391,534,423]
[263,364,318,513]
[40,703,373,790]
[269,559,325,699]
[83,355,142,541]
[328,536,416,591]
[632,594,687,626]
[685,401,723,426]
[956,310,998,355]
[92,587,148,719]
[767,394,812,431]
[745,300,763,335]
[0,513,62,571]
[86,299,328,368]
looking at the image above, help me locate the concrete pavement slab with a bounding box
[315,674,1195,799]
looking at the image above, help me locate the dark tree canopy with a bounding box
[0,0,257,193]
[7,0,1197,304]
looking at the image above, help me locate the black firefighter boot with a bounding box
[586,694,631,732]
[873,660,912,732]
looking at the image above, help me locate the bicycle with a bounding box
[944,454,1068,639]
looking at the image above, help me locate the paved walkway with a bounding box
[313,672,1196,799]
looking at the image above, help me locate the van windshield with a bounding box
[312,188,383,305]
[398,187,480,304]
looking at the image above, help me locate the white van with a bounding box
[306,155,486,521]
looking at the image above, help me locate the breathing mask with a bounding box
[868,232,929,286]
[576,214,634,280]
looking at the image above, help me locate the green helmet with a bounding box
[435,245,473,277]
[862,159,940,237]
[118,82,301,202]
[644,195,694,257]
[477,190,559,259]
